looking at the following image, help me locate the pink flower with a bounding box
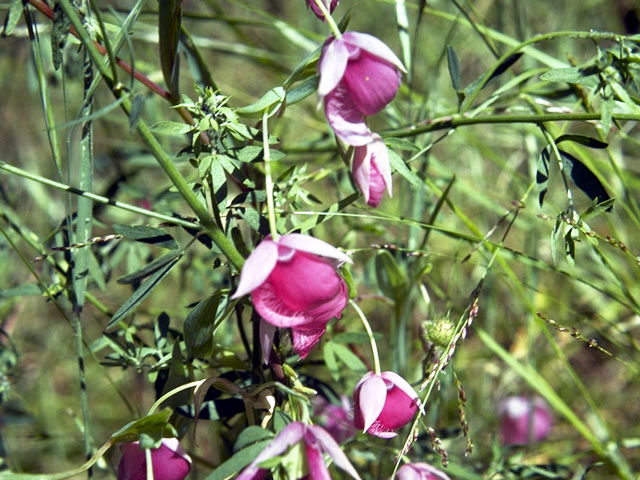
[237,422,361,480]
[313,395,356,443]
[117,438,191,480]
[396,463,451,480]
[307,0,339,21]
[498,396,553,446]
[318,32,405,145]
[352,136,392,207]
[353,371,419,438]
[232,234,351,358]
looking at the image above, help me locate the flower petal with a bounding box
[309,425,362,480]
[304,430,331,480]
[369,137,392,197]
[232,240,278,299]
[358,375,387,433]
[352,144,372,203]
[236,422,305,480]
[318,38,349,99]
[342,31,406,73]
[278,234,352,264]
[324,84,375,146]
[291,325,328,359]
[380,371,419,401]
[252,282,314,328]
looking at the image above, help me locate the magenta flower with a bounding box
[498,396,553,446]
[396,463,451,480]
[117,438,191,480]
[313,395,356,444]
[318,32,405,145]
[353,371,419,438]
[237,422,361,480]
[352,136,392,207]
[307,0,339,21]
[232,234,351,358]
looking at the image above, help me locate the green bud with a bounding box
[423,318,456,348]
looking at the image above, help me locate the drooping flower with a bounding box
[313,395,356,443]
[353,371,419,438]
[237,422,361,480]
[232,234,351,358]
[307,0,339,21]
[498,396,552,446]
[352,135,392,207]
[396,462,451,480]
[318,32,405,143]
[117,438,191,480]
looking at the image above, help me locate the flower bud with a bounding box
[306,0,339,21]
[423,318,455,348]
[498,396,552,445]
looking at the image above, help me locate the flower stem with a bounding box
[262,112,280,241]
[312,0,342,39]
[350,300,381,375]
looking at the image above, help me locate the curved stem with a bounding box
[312,0,342,39]
[350,299,381,375]
[147,380,205,415]
[262,112,280,240]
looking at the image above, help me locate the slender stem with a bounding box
[350,300,381,375]
[541,127,574,207]
[0,161,201,230]
[145,449,155,480]
[262,112,279,240]
[147,380,205,415]
[383,112,640,138]
[311,0,342,39]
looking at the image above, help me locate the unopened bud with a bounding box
[423,319,455,348]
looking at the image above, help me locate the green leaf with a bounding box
[323,342,339,380]
[375,250,406,302]
[387,149,424,189]
[384,137,420,152]
[204,439,273,480]
[537,147,550,207]
[559,150,612,207]
[485,52,523,85]
[158,0,182,99]
[601,94,614,134]
[0,284,42,299]
[236,87,286,117]
[111,408,175,443]
[184,294,222,359]
[332,332,381,344]
[539,66,599,87]
[331,343,367,372]
[234,426,274,451]
[51,2,70,70]
[555,134,608,149]
[117,250,183,285]
[113,224,178,249]
[149,121,193,136]
[285,75,319,105]
[107,253,182,330]
[446,45,461,91]
[1,0,23,37]
[581,198,616,221]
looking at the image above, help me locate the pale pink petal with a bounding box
[357,375,387,433]
[352,144,372,203]
[380,371,419,402]
[318,38,349,99]
[232,240,278,299]
[309,426,362,480]
[291,325,327,359]
[397,463,451,480]
[278,234,352,264]
[369,138,392,197]
[396,464,421,480]
[236,422,305,480]
[259,319,276,365]
[324,84,375,146]
[304,430,331,480]
[252,282,314,328]
[342,32,406,73]
[342,52,402,115]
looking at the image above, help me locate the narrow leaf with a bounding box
[485,52,523,85]
[555,135,608,149]
[158,0,182,99]
[537,147,550,207]
[113,224,178,249]
[387,149,424,189]
[117,250,183,285]
[446,45,461,91]
[184,294,222,359]
[539,66,599,87]
[559,150,612,208]
[107,253,182,330]
[1,0,22,37]
[236,87,286,117]
[149,121,192,136]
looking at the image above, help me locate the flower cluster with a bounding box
[318,31,405,207]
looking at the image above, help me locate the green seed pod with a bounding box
[423,318,456,348]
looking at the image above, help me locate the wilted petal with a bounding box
[232,240,278,299]
[291,325,327,359]
[309,425,362,480]
[324,84,375,146]
[279,233,352,264]
[369,138,392,197]
[318,38,349,99]
[342,51,402,116]
[356,374,387,433]
[260,319,276,365]
[342,32,406,73]
[237,423,306,480]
